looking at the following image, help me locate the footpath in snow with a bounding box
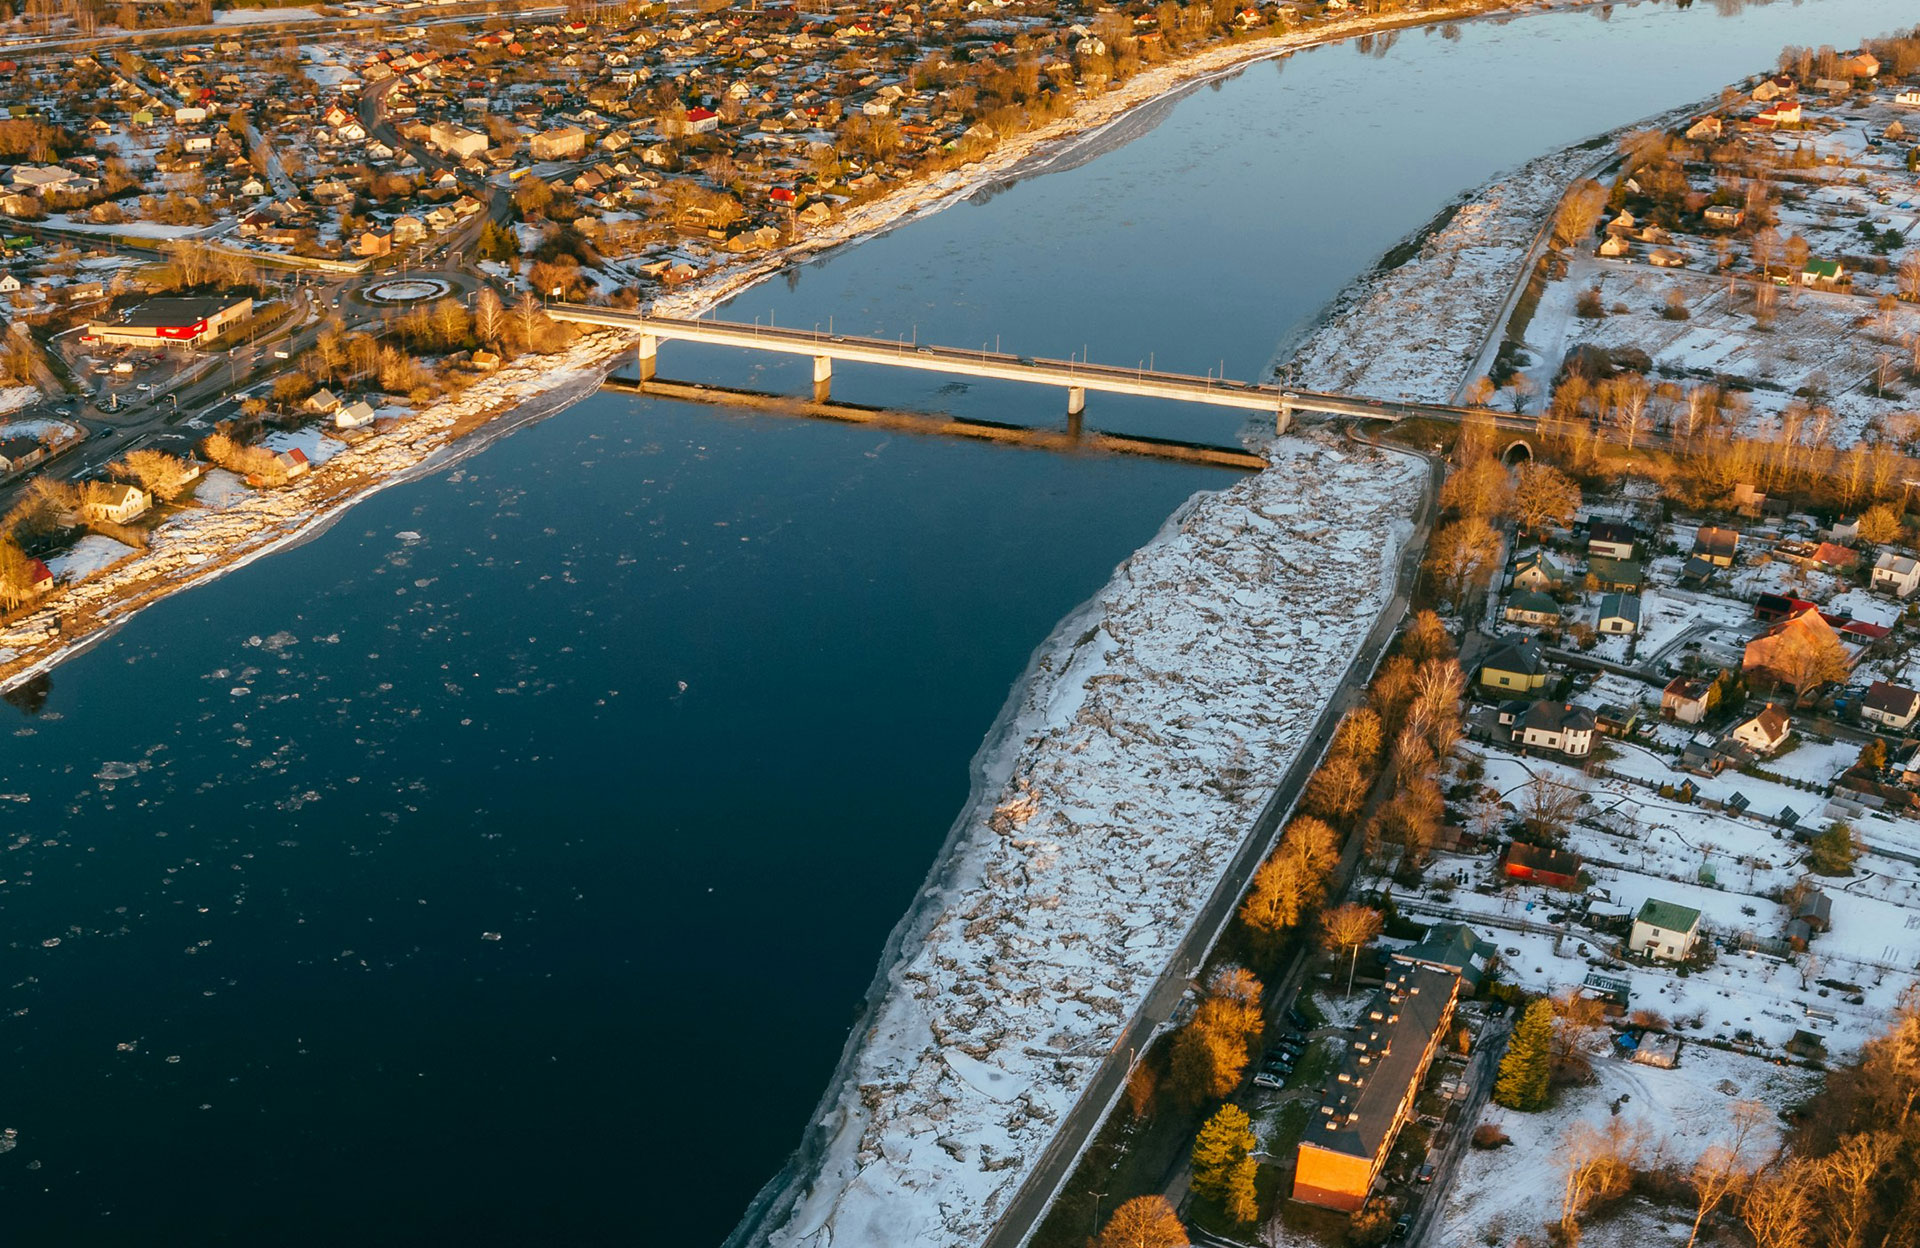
[759,436,1425,1248]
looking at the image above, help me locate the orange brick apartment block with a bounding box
[1292,964,1461,1212]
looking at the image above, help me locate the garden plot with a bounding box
[1433,1046,1818,1248]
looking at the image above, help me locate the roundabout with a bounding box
[363,276,455,305]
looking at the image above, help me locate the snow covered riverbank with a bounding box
[1287,98,1712,404]
[752,436,1425,1248]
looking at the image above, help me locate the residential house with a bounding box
[1898,89,1920,107]
[1692,526,1739,567]
[1685,116,1723,141]
[276,447,310,479]
[1755,100,1802,126]
[1507,700,1596,758]
[1729,703,1791,756]
[1391,923,1495,990]
[1660,675,1714,724]
[1678,734,1742,777]
[1503,842,1583,890]
[1840,51,1880,77]
[1478,638,1548,694]
[1504,591,1561,628]
[302,388,343,414]
[1510,550,1567,593]
[1801,258,1845,288]
[1587,556,1644,593]
[1628,899,1702,962]
[1872,551,1920,598]
[1702,204,1745,228]
[81,483,150,524]
[1862,681,1920,732]
[0,435,47,475]
[1292,966,1461,1212]
[1595,704,1640,737]
[1596,592,1641,636]
[1587,521,1637,559]
[334,400,377,430]
[1743,607,1853,691]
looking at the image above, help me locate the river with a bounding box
[2,1,1913,1244]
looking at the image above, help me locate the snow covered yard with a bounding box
[763,436,1427,1248]
[1434,1045,1817,1248]
[45,535,138,583]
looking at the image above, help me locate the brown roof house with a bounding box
[1743,608,1852,694]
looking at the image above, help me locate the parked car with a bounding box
[1392,1216,1411,1240]
[1417,1163,1435,1184]
[1270,1036,1308,1056]
[1261,1056,1294,1077]
[1252,1070,1286,1090]
[1285,1007,1310,1030]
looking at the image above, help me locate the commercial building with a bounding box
[85,295,253,349]
[1293,965,1461,1212]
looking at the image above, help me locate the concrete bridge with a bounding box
[545,304,1500,437]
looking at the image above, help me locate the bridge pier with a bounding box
[1277,400,1292,435]
[812,355,832,403]
[1067,385,1085,438]
[637,334,657,382]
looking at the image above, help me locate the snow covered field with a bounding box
[761,438,1426,1248]
[1434,1044,1817,1248]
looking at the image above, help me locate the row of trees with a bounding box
[1427,412,1583,610]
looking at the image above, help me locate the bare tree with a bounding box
[1559,1119,1643,1240]
[1814,1132,1899,1248]
[1319,903,1383,995]
[1742,1159,1815,1248]
[1511,462,1582,537]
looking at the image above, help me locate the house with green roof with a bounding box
[1391,922,1496,991]
[1587,556,1643,594]
[1629,898,1702,962]
[1504,590,1561,628]
[1510,550,1567,593]
[1800,257,1845,288]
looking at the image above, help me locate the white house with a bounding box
[1728,703,1791,756]
[1872,551,1920,598]
[1629,899,1702,962]
[1862,681,1920,732]
[81,482,150,525]
[1596,592,1641,636]
[334,399,377,429]
[1898,89,1920,107]
[1509,701,1595,758]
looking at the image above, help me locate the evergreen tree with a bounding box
[1222,1154,1260,1225]
[476,219,520,262]
[1191,1104,1254,1201]
[1494,998,1553,1111]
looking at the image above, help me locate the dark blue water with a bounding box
[1,404,1226,1243]
[5,0,1917,1243]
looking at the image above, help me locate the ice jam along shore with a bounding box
[752,437,1427,1248]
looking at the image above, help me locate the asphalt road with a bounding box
[1407,1012,1512,1248]
[979,440,1445,1248]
